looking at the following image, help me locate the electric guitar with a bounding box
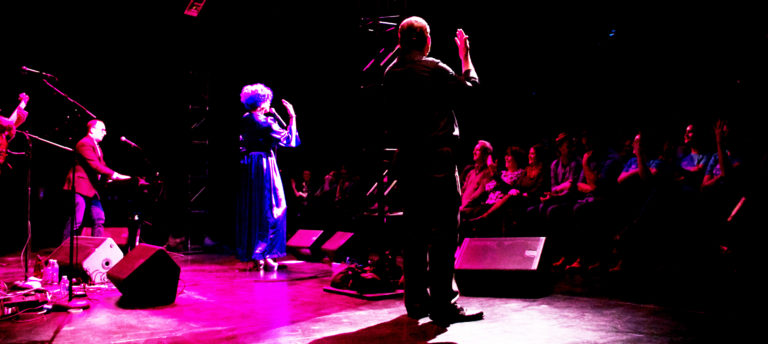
[0,93,30,167]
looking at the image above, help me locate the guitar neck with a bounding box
[8,93,29,125]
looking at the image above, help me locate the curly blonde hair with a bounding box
[240,83,273,111]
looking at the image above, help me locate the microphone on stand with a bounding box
[120,136,142,150]
[21,66,58,80]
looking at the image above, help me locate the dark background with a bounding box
[1,1,766,252]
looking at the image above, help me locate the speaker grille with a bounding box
[49,237,124,284]
[455,237,546,271]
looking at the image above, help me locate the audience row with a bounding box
[285,118,760,275]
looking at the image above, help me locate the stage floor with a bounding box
[0,248,755,343]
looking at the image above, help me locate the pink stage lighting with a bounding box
[184,0,206,17]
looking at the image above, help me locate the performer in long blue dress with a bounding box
[236,83,300,270]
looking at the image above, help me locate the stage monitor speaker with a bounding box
[287,229,331,261]
[49,237,124,284]
[107,244,180,306]
[321,231,358,262]
[454,237,550,297]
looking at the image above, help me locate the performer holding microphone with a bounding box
[235,83,300,271]
[63,119,131,240]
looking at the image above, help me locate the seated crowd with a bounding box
[456,119,751,274]
[285,118,757,275]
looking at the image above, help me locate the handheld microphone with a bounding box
[21,66,58,80]
[120,136,142,150]
[268,108,287,127]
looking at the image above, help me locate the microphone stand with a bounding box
[22,134,33,283]
[42,79,97,119]
[66,146,88,309]
[121,140,156,252]
[17,132,73,284]
[34,78,97,310]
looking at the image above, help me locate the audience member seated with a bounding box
[568,131,624,271]
[676,123,711,193]
[459,140,495,217]
[530,132,582,269]
[313,169,340,228]
[701,119,744,198]
[462,145,526,237]
[471,143,549,236]
[700,118,746,257]
[290,169,317,227]
[333,164,364,230]
[611,129,680,272]
[460,154,498,217]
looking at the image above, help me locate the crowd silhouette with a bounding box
[284,116,761,281]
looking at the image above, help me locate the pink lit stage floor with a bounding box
[0,250,755,343]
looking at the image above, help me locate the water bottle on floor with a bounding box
[60,275,70,298]
[43,259,59,286]
[49,259,59,286]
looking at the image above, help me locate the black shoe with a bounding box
[429,304,483,325]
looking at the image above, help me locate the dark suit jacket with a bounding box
[63,136,115,198]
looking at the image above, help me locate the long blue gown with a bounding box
[236,112,299,262]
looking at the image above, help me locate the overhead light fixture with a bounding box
[184,0,207,17]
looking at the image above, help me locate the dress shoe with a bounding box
[265,258,279,271]
[429,304,483,326]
